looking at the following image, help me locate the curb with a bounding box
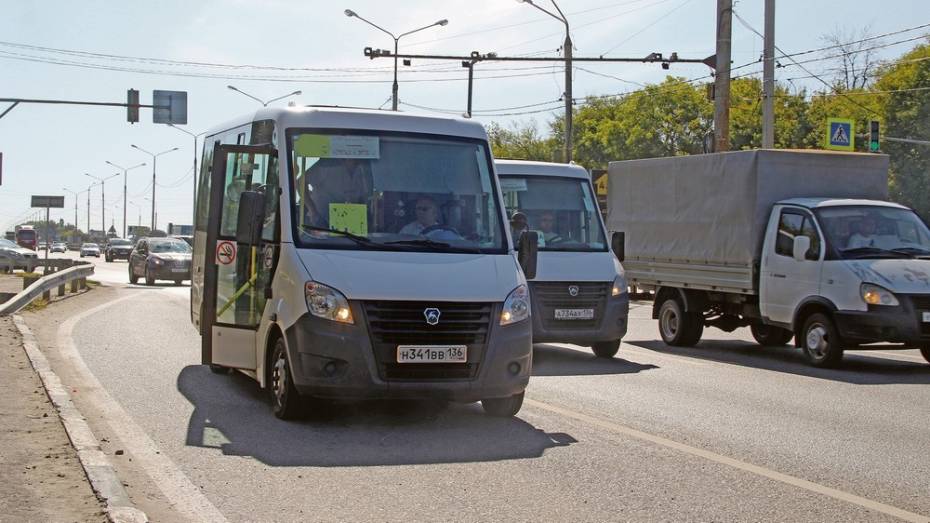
[12,314,149,523]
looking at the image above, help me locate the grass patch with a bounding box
[24,297,49,311]
[12,271,42,279]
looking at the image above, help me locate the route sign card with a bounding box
[826,118,855,151]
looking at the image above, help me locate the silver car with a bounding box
[0,238,38,272]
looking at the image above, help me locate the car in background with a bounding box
[104,238,134,262]
[128,237,192,286]
[0,238,38,272]
[169,234,194,247]
[50,242,68,253]
[80,243,101,257]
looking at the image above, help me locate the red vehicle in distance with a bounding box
[14,225,37,250]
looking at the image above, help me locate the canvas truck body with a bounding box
[608,149,930,366]
[496,160,628,358]
[191,107,534,418]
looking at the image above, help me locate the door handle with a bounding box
[772,273,787,278]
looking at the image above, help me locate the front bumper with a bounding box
[108,250,132,259]
[834,295,930,347]
[529,287,629,345]
[283,303,532,402]
[148,262,192,280]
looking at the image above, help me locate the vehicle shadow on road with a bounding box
[532,343,658,377]
[176,365,577,467]
[628,339,930,385]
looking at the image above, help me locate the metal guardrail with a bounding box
[0,264,95,316]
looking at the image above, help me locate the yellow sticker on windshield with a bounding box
[329,203,368,236]
[295,134,331,157]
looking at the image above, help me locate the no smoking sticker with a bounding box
[216,240,237,265]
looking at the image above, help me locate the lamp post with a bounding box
[131,145,178,232]
[344,9,448,111]
[84,173,119,235]
[226,86,302,107]
[105,160,146,238]
[62,187,86,232]
[85,181,99,237]
[517,0,572,162]
[167,124,208,225]
[128,201,142,228]
[143,197,156,233]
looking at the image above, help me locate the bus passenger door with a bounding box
[200,144,278,370]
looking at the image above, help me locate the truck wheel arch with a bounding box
[792,297,838,347]
[652,287,707,319]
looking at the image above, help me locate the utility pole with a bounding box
[714,0,732,152]
[761,0,775,148]
[462,59,475,118]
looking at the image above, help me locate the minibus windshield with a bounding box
[500,176,607,252]
[288,131,506,253]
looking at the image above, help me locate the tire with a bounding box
[209,364,231,374]
[750,324,794,346]
[144,267,155,286]
[658,296,703,346]
[801,313,844,367]
[481,391,524,417]
[591,340,621,358]
[919,346,930,364]
[269,337,303,420]
[128,265,138,285]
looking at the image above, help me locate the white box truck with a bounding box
[608,149,930,367]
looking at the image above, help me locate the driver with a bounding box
[538,210,562,244]
[399,196,440,235]
[847,217,878,248]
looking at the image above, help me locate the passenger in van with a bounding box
[399,196,440,235]
[847,217,879,248]
[538,211,562,244]
[510,212,528,241]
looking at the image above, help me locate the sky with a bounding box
[1,0,927,235]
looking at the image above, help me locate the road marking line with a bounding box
[620,345,710,367]
[56,291,228,523]
[526,398,929,522]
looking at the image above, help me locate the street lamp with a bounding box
[127,201,142,228]
[517,0,572,162]
[131,145,179,232]
[84,172,119,235]
[167,124,208,225]
[105,160,146,238]
[226,86,302,107]
[344,9,448,111]
[62,187,87,232]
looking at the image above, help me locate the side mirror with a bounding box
[611,231,625,262]
[236,191,266,246]
[793,235,811,262]
[518,231,539,280]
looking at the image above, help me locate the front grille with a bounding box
[363,301,492,381]
[531,281,610,330]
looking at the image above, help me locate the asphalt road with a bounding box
[29,250,930,522]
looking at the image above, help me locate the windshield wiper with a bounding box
[890,247,930,256]
[301,226,383,248]
[384,238,480,253]
[841,247,914,259]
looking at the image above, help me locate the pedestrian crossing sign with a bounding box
[825,118,855,151]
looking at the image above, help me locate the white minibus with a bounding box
[191,107,537,419]
[496,160,629,358]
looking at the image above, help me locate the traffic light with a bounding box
[869,120,880,152]
[127,89,139,124]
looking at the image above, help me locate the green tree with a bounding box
[485,120,557,162]
[729,77,812,149]
[801,88,881,150]
[873,42,930,219]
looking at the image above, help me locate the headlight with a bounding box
[151,257,164,265]
[611,274,627,297]
[501,284,530,325]
[861,283,899,306]
[304,281,354,324]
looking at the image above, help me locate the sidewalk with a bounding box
[0,314,106,522]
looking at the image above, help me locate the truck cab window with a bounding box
[775,211,820,260]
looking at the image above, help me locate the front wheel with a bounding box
[658,297,703,347]
[144,267,155,286]
[481,391,524,417]
[750,324,794,346]
[128,266,138,284]
[919,346,930,364]
[270,338,303,420]
[801,313,844,367]
[591,340,621,358]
